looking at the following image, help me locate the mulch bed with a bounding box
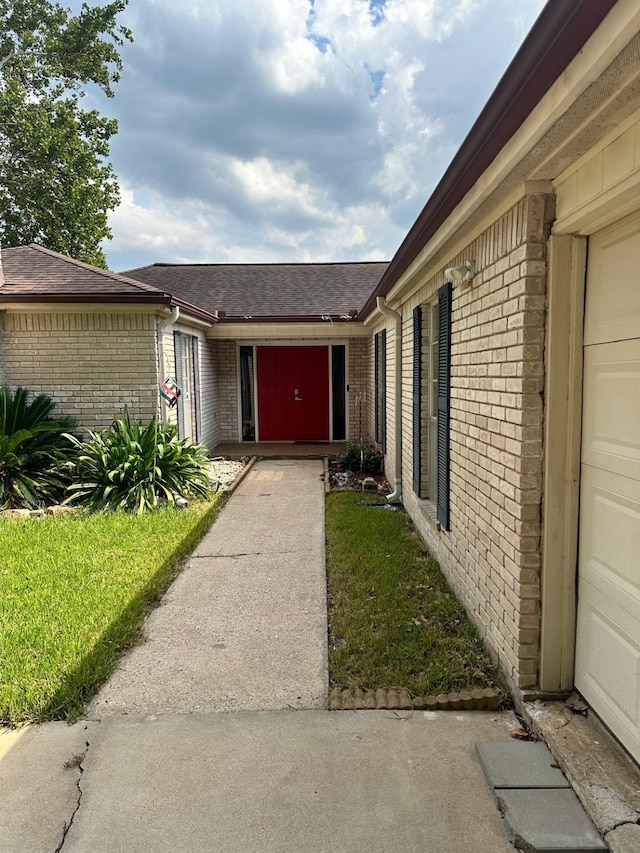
[326,458,391,494]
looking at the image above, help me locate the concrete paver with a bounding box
[496,789,608,852]
[476,741,570,789]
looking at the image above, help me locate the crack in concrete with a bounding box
[55,738,89,853]
[191,552,262,558]
[604,816,640,836]
[192,549,315,559]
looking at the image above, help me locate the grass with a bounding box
[326,491,506,698]
[0,496,225,726]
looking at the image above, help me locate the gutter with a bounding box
[215,313,360,323]
[376,296,402,504]
[0,292,217,325]
[359,0,618,321]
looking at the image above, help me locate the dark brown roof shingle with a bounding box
[122,262,389,319]
[0,244,166,298]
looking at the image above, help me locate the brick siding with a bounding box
[0,310,158,430]
[347,338,369,443]
[399,192,554,691]
[212,340,238,442]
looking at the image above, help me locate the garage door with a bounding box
[256,346,330,441]
[575,212,640,762]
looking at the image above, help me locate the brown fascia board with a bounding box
[359,0,619,321]
[0,291,217,323]
[167,296,217,323]
[0,292,172,306]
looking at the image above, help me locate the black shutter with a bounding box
[437,282,452,530]
[374,333,380,444]
[412,306,422,494]
[192,336,201,443]
[173,330,184,440]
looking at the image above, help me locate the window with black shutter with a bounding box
[412,306,422,494]
[412,284,452,529]
[436,282,452,530]
[374,330,387,451]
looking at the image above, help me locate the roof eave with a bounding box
[0,292,172,306]
[0,291,217,324]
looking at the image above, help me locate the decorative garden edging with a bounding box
[329,686,501,711]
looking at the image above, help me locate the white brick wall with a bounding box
[198,337,218,450]
[0,311,158,430]
[399,192,554,691]
[347,338,369,443]
[212,340,238,442]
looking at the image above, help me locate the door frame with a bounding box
[235,340,350,443]
[541,155,640,692]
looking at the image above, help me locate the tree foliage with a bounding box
[0,1,132,267]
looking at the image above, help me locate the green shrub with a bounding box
[341,440,383,475]
[0,386,76,509]
[65,409,212,513]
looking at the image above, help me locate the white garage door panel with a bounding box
[576,210,640,764]
[584,213,640,345]
[575,586,640,749]
[578,466,640,616]
[581,339,640,479]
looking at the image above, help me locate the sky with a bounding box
[80,0,549,272]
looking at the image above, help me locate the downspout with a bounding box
[376,296,402,504]
[156,306,180,421]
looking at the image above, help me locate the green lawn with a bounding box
[326,491,506,698]
[0,497,224,726]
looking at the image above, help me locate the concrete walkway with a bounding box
[0,459,519,853]
[90,459,328,715]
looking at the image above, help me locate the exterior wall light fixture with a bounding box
[445,260,476,283]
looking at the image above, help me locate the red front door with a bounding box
[256,346,329,441]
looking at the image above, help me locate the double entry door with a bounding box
[256,345,330,442]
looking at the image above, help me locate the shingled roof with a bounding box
[121,261,389,320]
[0,244,215,321]
[0,244,165,298]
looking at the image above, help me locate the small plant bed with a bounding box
[328,441,390,494]
[326,491,507,704]
[0,495,224,726]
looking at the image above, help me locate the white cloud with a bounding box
[90,0,549,269]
